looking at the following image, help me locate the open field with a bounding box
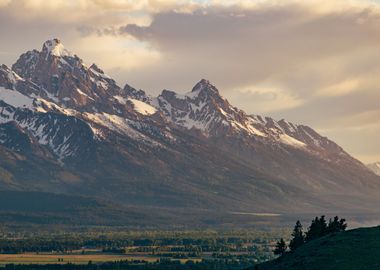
[0,253,125,265]
[0,253,175,265]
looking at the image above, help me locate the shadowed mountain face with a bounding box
[0,39,379,225]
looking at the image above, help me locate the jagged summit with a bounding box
[10,39,129,113]
[89,63,104,73]
[157,79,220,102]
[41,38,72,58]
[191,79,219,94]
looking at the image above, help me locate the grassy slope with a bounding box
[0,190,169,227]
[0,190,295,229]
[259,226,380,270]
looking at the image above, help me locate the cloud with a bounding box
[71,35,161,71]
[316,79,360,97]
[119,2,380,100]
[0,0,10,8]
[0,0,149,26]
[0,0,202,23]
[228,85,305,113]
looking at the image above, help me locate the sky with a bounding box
[0,0,379,163]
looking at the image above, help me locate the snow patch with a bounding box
[219,108,228,116]
[34,98,77,116]
[83,112,161,147]
[114,96,157,115]
[174,89,201,100]
[76,88,94,100]
[246,122,267,137]
[279,134,306,148]
[89,66,111,80]
[43,39,72,58]
[114,95,127,105]
[6,70,24,84]
[84,112,139,137]
[0,87,34,109]
[128,98,157,115]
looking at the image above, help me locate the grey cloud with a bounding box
[77,26,119,37]
[118,5,380,92]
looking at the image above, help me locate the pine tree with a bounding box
[273,238,287,256]
[327,216,347,233]
[339,217,347,231]
[305,215,328,242]
[289,220,304,252]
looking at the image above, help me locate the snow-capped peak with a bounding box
[42,38,72,58]
[154,79,332,151]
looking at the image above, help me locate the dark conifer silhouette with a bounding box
[273,238,287,256]
[327,216,347,233]
[305,215,328,242]
[289,220,304,252]
[275,216,347,256]
[305,215,347,243]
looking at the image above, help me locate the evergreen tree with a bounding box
[305,216,328,242]
[273,238,287,256]
[289,220,304,252]
[339,217,347,231]
[327,216,347,233]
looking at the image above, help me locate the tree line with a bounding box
[274,216,347,256]
[3,258,252,270]
[0,236,271,254]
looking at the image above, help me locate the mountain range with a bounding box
[0,39,379,227]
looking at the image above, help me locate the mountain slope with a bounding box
[0,190,177,226]
[258,226,380,270]
[367,162,380,176]
[0,39,379,225]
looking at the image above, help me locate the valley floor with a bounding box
[0,228,279,269]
